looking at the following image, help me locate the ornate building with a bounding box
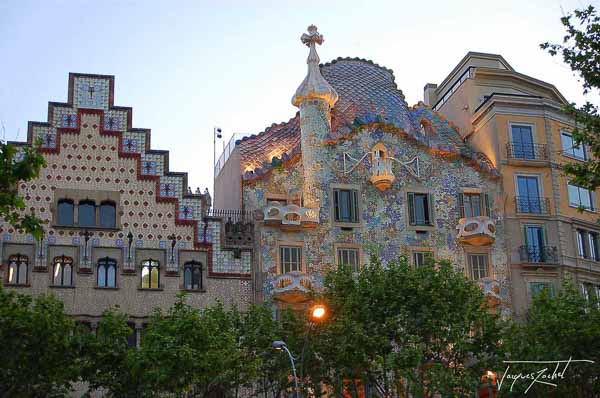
[215,27,510,315]
[1,73,253,343]
[425,52,600,317]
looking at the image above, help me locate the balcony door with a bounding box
[512,125,535,159]
[525,225,545,263]
[517,176,541,213]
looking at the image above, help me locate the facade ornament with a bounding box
[292,25,339,108]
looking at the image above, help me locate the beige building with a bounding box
[1,73,253,344]
[425,52,600,317]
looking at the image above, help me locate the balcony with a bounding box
[519,245,559,264]
[456,216,496,246]
[506,143,549,163]
[370,158,395,192]
[263,202,319,230]
[515,197,551,215]
[272,271,312,303]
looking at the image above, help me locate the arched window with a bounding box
[141,259,160,289]
[97,257,117,288]
[7,254,28,285]
[99,201,116,228]
[184,261,203,290]
[57,199,74,226]
[79,200,96,227]
[53,255,73,286]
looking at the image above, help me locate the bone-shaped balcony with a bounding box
[456,216,496,246]
[370,158,395,192]
[272,271,313,303]
[263,202,319,230]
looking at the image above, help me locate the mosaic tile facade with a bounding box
[1,73,253,328]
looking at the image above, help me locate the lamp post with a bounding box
[272,340,299,398]
[213,127,222,206]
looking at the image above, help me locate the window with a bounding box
[568,183,596,211]
[530,282,554,298]
[52,255,73,286]
[458,193,491,218]
[337,247,360,272]
[408,192,433,226]
[99,201,116,228]
[184,261,203,290]
[468,254,489,280]
[7,254,28,285]
[141,259,160,289]
[413,251,433,267]
[333,189,359,223]
[126,322,137,348]
[581,283,599,302]
[97,257,117,288]
[575,229,599,261]
[511,125,535,159]
[78,200,96,227]
[57,199,74,226]
[280,246,302,274]
[516,176,543,213]
[561,131,587,160]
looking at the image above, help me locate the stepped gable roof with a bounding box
[240,58,498,180]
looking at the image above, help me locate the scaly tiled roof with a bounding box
[239,58,498,180]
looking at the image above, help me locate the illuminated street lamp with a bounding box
[310,304,326,321]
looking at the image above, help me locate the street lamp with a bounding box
[310,304,326,321]
[272,340,299,398]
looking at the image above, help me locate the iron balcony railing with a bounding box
[515,196,551,214]
[206,208,254,222]
[519,245,559,264]
[506,143,549,161]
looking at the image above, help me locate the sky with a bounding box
[1,0,599,196]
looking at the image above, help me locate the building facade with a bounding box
[1,73,253,343]
[425,52,600,317]
[215,27,510,316]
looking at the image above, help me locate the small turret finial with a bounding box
[292,25,339,108]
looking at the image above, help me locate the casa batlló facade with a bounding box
[215,26,510,316]
[1,73,253,342]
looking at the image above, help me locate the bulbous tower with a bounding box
[292,25,338,211]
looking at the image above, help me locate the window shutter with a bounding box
[591,190,597,211]
[425,194,432,225]
[333,190,340,222]
[408,193,415,225]
[352,190,359,223]
[484,193,492,217]
[458,193,465,218]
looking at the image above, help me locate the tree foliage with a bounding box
[304,256,504,398]
[541,5,600,189]
[504,282,600,397]
[0,141,46,240]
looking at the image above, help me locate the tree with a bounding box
[0,140,46,240]
[504,282,600,397]
[0,284,80,397]
[541,6,600,189]
[305,256,504,398]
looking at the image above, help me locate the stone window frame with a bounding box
[97,257,118,289]
[406,246,435,268]
[334,243,363,272]
[140,258,161,290]
[527,279,556,302]
[6,253,29,286]
[330,183,363,229]
[277,241,305,275]
[463,246,493,281]
[507,121,539,151]
[52,188,121,231]
[51,254,74,288]
[183,261,204,291]
[404,186,436,232]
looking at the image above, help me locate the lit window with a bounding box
[337,247,360,272]
[468,254,489,280]
[141,259,160,289]
[408,192,433,226]
[561,131,587,160]
[53,255,73,286]
[97,257,117,288]
[99,201,116,228]
[568,183,596,211]
[413,251,432,267]
[79,200,96,227]
[57,199,74,226]
[7,254,28,285]
[333,189,359,223]
[280,246,302,274]
[184,261,203,290]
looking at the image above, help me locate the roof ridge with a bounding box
[320,56,397,83]
[237,112,300,143]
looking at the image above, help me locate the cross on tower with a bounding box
[163,184,172,196]
[124,139,135,152]
[88,85,95,98]
[182,206,192,218]
[64,114,73,127]
[144,161,153,174]
[44,133,54,147]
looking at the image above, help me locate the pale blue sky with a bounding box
[1,0,598,194]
